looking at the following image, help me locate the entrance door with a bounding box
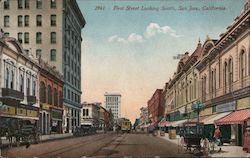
[238,124,242,146]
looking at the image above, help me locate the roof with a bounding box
[104,93,121,96]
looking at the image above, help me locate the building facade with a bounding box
[39,60,64,134]
[139,107,149,126]
[0,0,86,133]
[104,93,121,120]
[0,37,40,133]
[81,102,101,128]
[147,89,164,124]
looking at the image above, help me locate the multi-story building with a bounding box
[104,93,121,120]
[0,36,40,131]
[39,60,64,134]
[0,0,86,133]
[81,102,101,128]
[139,107,148,126]
[162,1,249,146]
[147,89,164,124]
[195,1,250,146]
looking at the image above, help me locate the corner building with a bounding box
[0,0,86,133]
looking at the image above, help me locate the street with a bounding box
[2,132,190,158]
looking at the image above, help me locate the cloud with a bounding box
[108,22,182,43]
[108,33,143,43]
[145,23,177,38]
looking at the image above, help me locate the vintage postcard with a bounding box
[0,0,249,157]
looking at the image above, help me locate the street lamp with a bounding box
[192,100,205,134]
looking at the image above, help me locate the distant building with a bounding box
[140,107,148,126]
[147,89,164,123]
[104,93,121,119]
[80,102,101,128]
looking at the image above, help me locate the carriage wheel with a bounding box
[28,135,35,144]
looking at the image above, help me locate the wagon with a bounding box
[182,122,204,153]
[15,124,40,146]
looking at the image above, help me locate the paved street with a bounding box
[2,132,190,158]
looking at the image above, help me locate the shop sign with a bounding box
[27,110,38,117]
[51,109,62,120]
[200,107,212,116]
[216,101,236,113]
[17,108,27,116]
[0,101,16,115]
[42,103,50,110]
[237,97,250,110]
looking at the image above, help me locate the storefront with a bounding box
[216,108,250,146]
[51,108,63,133]
[40,103,50,135]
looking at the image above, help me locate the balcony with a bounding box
[27,95,37,105]
[2,88,24,101]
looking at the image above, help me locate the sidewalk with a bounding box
[0,133,73,147]
[157,132,250,157]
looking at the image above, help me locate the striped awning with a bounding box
[216,108,250,125]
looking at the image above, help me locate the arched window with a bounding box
[224,62,228,93]
[240,50,246,87]
[59,91,63,107]
[40,81,46,103]
[228,58,233,92]
[5,68,9,88]
[26,78,30,96]
[48,85,52,105]
[20,75,24,92]
[54,88,58,106]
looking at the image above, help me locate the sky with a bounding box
[77,0,248,123]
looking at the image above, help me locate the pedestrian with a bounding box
[214,126,222,151]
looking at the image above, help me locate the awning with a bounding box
[159,121,171,127]
[204,112,231,125]
[216,109,250,125]
[171,119,187,127]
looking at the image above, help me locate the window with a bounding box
[24,32,29,44]
[10,70,14,89]
[50,49,56,61]
[36,49,42,58]
[24,0,29,9]
[51,15,56,26]
[59,91,63,107]
[36,15,42,26]
[240,50,247,87]
[40,82,46,103]
[86,109,89,116]
[211,70,216,98]
[67,89,70,99]
[18,0,23,9]
[20,75,24,92]
[4,16,10,27]
[24,15,29,26]
[48,85,52,104]
[228,59,233,92]
[54,88,58,106]
[4,32,9,37]
[36,0,42,9]
[83,109,85,116]
[18,15,23,27]
[51,0,56,8]
[32,80,36,96]
[18,32,23,43]
[4,0,10,9]
[36,32,42,44]
[5,68,9,88]
[51,32,56,44]
[224,62,228,93]
[26,78,30,96]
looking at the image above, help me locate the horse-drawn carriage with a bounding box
[0,119,40,147]
[181,122,204,153]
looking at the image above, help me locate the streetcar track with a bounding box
[35,133,115,158]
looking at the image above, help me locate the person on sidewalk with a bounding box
[214,126,222,152]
